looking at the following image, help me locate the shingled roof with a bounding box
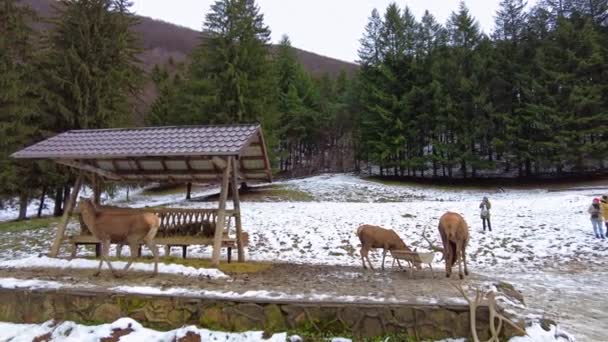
[11,124,271,183]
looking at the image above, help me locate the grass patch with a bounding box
[0,216,60,233]
[204,184,314,202]
[100,255,273,274]
[365,176,498,191]
[162,257,273,274]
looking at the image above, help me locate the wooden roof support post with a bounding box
[230,156,245,262]
[211,157,231,266]
[49,173,84,257]
[92,173,101,205]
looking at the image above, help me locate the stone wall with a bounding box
[0,288,521,340]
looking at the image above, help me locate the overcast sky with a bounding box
[131,1,538,63]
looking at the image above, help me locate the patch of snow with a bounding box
[0,319,574,342]
[510,323,575,342]
[0,277,66,290]
[109,285,432,304]
[0,256,227,279]
[0,318,287,342]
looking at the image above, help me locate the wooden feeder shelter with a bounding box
[11,124,272,266]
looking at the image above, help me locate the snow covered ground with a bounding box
[0,173,605,341]
[0,256,227,279]
[0,318,570,342]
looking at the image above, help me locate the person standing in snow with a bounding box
[600,195,608,236]
[479,196,492,232]
[588,198,604,239]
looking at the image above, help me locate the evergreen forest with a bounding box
[1,0,607,219]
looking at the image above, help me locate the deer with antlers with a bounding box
[421,212,470,279]
[356,224,420,270]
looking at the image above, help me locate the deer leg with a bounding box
[361,246,374,270]
[445,243,452,278]
[360,247,367,269]
[456,243,464,280]
[122,241,139,273]
[101,240,119,277]
[381,248,387,271]
[116,244,123,258]
[462,245,469,276]
[94,240,107,276]
[145,238,159,276]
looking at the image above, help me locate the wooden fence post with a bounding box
[211,157,231,266]
[49,173,84,257]
[230,156,245,262]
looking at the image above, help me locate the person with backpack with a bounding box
[479,196,492,232]
[588,198,604,239]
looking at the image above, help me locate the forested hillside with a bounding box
[1,0,607,220]
[21,0,358,77]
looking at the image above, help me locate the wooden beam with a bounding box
[240,156,264,161]
[241,167,267,172]
[212,156,227,170]
[113,169,218,176]
[212,157,231,266]
[95,156,216,163]
[92,173,101,205]
[230,156,245,262]
[56,160,122,180]
[49,173,84,257]
[257,130,272,182]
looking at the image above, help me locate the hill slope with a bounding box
[23,0,358,77]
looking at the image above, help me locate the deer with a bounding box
[420,212,469,279]
[79,198,160,277]
[438,212,469,279]
[356,224,420,271]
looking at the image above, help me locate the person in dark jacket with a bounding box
[588,198,604,239]
[479,196,492,232]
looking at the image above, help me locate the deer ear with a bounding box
[414,247,417,252]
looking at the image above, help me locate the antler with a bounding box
[452,283,527,342]
[421,224,445,261]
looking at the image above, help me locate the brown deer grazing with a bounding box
[356,224,420,270]
[79,198,160,277]
[438,212,469,279]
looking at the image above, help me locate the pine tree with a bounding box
[0,0,42,219]
[42,0,144,130]
[445,2,483,177]
[190,0,276,128]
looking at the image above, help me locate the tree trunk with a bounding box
[53,187,64,217]
[63,186,71,210]
[37,187,47,218]
[18,193,28,221]
[186,182,192,200]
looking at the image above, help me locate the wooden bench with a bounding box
[390,250,436,278]
[71,206,249,263]
[69,232,249,263]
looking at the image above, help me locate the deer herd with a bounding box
[77,193,468,279]
[357,211,470,279]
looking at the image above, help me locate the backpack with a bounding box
[480,207,489,218]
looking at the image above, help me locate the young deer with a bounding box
[79,198,160,277]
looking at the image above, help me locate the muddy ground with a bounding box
[0,262,496,304]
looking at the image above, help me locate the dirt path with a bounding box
[0,263,497,304]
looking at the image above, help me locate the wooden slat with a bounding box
[56,160,122,180]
